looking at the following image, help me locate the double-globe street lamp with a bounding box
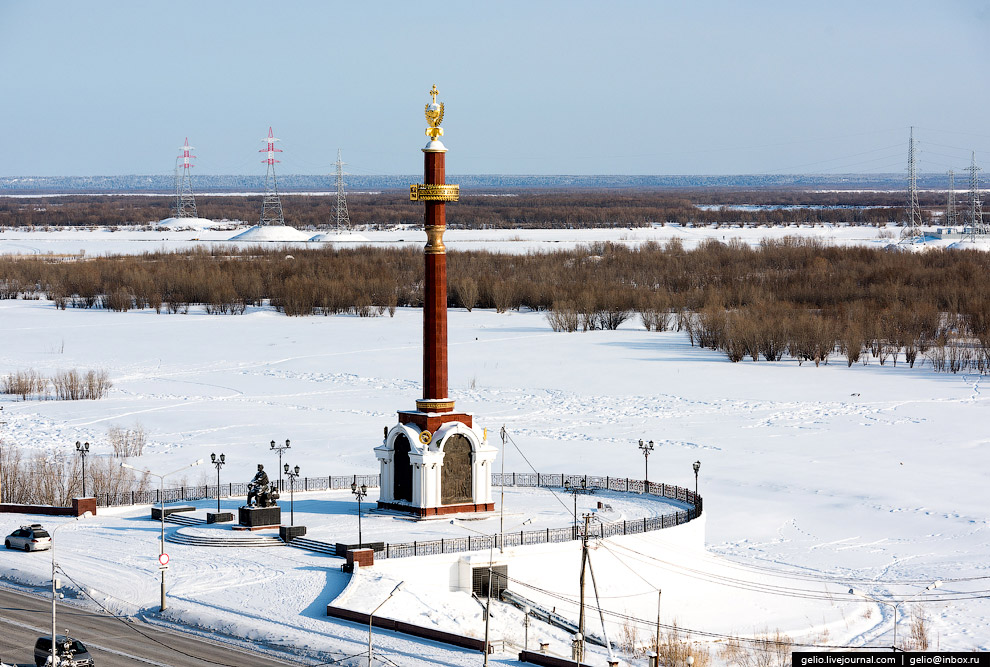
[638,439,655,487]
[120,458,204,611]
[284,463,300,526]
[351,481,368,549]
[210,453,226,514]
[848,581,942,651]
[270,439,290,492]
[74,441,90,497]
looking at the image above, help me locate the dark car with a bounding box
[5,524,52,552]
[33,635,94,666]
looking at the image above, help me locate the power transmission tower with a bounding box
[173,137,198,218]
[333,148,350,232]
[945,170,957,228]
[905,126,923,242]
[259,127,285,226]
[965,151,984,243]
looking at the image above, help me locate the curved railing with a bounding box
[379,474,702,559]
[94,472,702,561]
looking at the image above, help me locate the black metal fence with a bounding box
[379,474,702,560]
[95,474,380,508]
[99,471,701,560]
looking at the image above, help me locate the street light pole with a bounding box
[451,517,532,666]
[638,439,654,489]
[121,459,204,611]
[74,441,90,497]
[270,438,290,492]
[51,512,92,667]
[564,478,587,533]
[351,481,368,549]
[849,581,942,651]
[210,453,225,514]
[284,464,300,527]
[692,460,701,498]
[368,582,403,667]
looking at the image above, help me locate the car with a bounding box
[33,635,94,667]
[4,524,52,552]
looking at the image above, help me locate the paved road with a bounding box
[0,586,300,667]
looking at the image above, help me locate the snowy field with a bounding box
[0,228,988,664]
[3,222,989,256]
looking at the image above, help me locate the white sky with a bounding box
[1,0,988,176]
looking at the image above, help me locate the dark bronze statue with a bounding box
[246,464,279,508]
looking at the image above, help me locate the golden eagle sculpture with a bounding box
[425,84,444,140]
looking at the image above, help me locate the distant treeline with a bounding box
[0,189,949,229]
[1,239,988,373]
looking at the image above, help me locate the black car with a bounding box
[33,635,94,666]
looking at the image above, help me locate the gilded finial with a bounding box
[425,84,444,141]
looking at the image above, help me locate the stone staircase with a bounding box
[164,514,206,526]
[165,529,284,548]
[285,537,338,556]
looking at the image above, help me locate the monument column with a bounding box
[376,85,496,517]
[411,84,459,414]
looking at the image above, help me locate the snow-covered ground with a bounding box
[0,228,988,663]
[3,222,990,257]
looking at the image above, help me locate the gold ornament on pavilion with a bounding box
[425,84,445,140]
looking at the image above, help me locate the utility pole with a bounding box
[174,137,198,218]
[259,127,285,226]
[655,589,662,661]
[499,425,506,552]
[946,170,957,228]
[905,126,923,242]
[577,513,591,663]
[333,149,350,232]
[965,152,984,243]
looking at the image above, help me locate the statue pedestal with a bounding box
[238,506,280,530]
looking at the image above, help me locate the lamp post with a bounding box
[50,512,92,667]
[522,604,531,651]
[638,439,654,489]
[452,517,532,667]
[120,459,204,611]
[351,481,368,549]
[270,438,290,492]
[210,453,225,514]
[74,441,90,497]
[692,460,701,497]
[284,464,300,527]
[368,581,404,667]
[848,581,942,651]
[563,478,587,531]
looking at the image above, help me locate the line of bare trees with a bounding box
[1,238,989,373]
[0,189,936,229]
[0,444,146,506]
[2,368,112,401]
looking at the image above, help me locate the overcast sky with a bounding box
[2,0,988,176]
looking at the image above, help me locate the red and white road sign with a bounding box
[159,553,170,566]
